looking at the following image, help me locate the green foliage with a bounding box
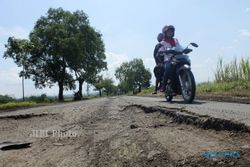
[0,95,14,104]
[102,78,116,96]
[215,57,250,82]
[4,8,107,101]
[197,80,250,96]
[26,94,54,103]
[4,37,33,78]
[115,58,152,94]
[0,102,37,110]
[93,76,117,96]
[137,86,155,96]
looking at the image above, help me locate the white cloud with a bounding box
[246,8,250,12]
[0,65,61,98]
[0,26,29,39]
[220,46,233,51]
[0,42,4,53]
[232,39,239,44]
[106,52,129,70]
[100,52,130,84]
[0,66,22,85]
[239,29,250,37]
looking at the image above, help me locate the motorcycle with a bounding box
[159,42,198,103]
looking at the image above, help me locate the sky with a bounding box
[0,0,250,98]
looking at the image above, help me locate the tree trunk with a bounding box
[22,76,25,101]
[138,84,142,93]
[58,58,66,102]
[78,79,84,98]
[58,82,64,102]
[99,90,102,97]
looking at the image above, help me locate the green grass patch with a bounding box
[0,101,37,110]
[197,81,250,96]
[137,87,155,96]
[215,57,250,82]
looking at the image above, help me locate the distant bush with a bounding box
[26,94,54,103]
[0,95,14,104]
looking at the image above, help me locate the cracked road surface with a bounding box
[0,96,249,166]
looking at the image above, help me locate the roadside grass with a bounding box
[196,80,250,97]
[0,101,37,110]
[198,57,250,97]
[215,57,250,82]
[137,86,155,96]
[0,94,102,111]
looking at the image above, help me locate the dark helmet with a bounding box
[157,33,164,42]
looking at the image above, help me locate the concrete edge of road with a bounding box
[135,94,250,104]
[121,104,250,133]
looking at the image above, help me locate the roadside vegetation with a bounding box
[197,57,250,96]
[0,101,37,110]
[0,94,55,111]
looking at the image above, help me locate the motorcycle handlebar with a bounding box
[159,48,192,56]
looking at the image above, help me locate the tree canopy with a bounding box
[115,58,151,94]
[4,8,107,101]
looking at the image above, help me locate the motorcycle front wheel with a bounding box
[179,70,196,103]
[165,95,173,102]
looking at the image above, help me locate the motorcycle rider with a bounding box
[153,33,164,64]
[158,25,184,92]
[152,33,164,94]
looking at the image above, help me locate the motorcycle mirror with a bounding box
[190,43,198,48]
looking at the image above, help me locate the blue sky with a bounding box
[0,0,250,98]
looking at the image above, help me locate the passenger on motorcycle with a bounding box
[157,25,184,92]
[152,33,164,94]
[153,33,164,65]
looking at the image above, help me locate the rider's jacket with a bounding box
[158,38,183,62]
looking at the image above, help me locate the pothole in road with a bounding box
[115,104,250,166]
[122,104,250,133]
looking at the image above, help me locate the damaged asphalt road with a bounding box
[0,96,249,166]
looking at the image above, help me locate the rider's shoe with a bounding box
[160,85,166,92]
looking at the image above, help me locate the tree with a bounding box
[102,78,115,96]
[4,37,33,101]
[27,8,82,101]
[93,76,116,96]
[9,8,107,101]
[117,81,130,94]
[4,8,109,101]
[115,58,151,94]
[93,75,104,97]
[69,25,107,98]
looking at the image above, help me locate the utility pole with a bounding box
[21,59,26,102]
